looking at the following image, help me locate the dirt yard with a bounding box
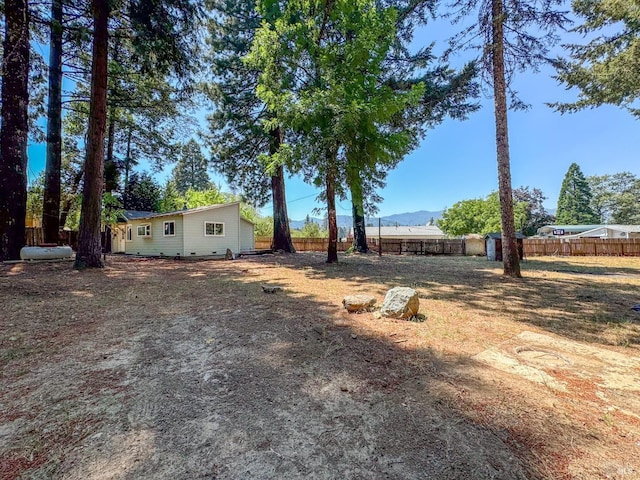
[1,253,640,479]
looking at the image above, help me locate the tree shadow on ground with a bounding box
[266,252,640,348]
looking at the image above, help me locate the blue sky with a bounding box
[27,14,639,222]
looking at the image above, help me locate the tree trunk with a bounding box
[326,150,338,264]
[104,34,120,193]
[351,199,368,253]
[104,108,118,192]
[0,0,30,261]
[349,170,368,253]
[42,0,63,244]
[491,0,521,278]
[75,0,109,269]
[269,126,295,253]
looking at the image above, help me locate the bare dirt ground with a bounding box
[2,253,640,480]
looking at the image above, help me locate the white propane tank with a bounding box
[20,246,73,261]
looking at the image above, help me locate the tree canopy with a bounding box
[172,140,212,195]
[438,191,528,236]
[556,163,599,224]
[587,172,640,224]
[553,0,640,117]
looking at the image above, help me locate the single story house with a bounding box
[537,225,603,237]
[111,210,154,253]
[560,225,640,239]
[485,233,524,261]
[351,225,447,243]
[116,202,254,257]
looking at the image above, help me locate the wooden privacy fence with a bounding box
[255,236,466,255]
[375,239,466,255]
[523,238,640,257]
[25,227,44,246]
[257,235,640,257]
[25,227,78,249]
[255,237,351,252]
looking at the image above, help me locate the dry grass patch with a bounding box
[1,253,640,479]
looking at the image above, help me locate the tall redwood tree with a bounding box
[0,0,30,261]
[74,0,109,268]
[42,0,64,244]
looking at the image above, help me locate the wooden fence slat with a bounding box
[256,236,640,257]
[523,238,640,257]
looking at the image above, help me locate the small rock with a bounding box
[351,334,357,339]
[342,294,376,313]
[340,386,349,392]
[262,285,283,293]
[380,287,420,319]
[9,336,18,341]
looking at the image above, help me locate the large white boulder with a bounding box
[380,287,419,319]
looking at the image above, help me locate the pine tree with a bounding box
[0,0,31,261]
[74,0,202,268]
[552,0,640,118]
[447,0,568,277]
[205,0,296,253]
[247,0,432,262]
[42,0,64,243]
[172,140,212,194]
[556,163,599,225]
[123,172,162,212]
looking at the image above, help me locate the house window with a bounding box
[204,222,224,236]
[137,224,151,237]
[164,221,175,236]
[126,226,132,241]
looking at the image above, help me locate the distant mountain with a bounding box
[371,210,443,227]
[290,210,443,230]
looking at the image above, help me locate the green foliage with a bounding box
[447,0,568,107]
[183,188,227,209]
[156,181,264,226]
[290,217,329,238]
[123,171,162,212]
[513,186,556,236]
[301,219,328,238]
[26,173,45,226]
[171,139,212,195]
[246,0,432,256]
[248,0,400,260]
[253,216,274,237]
[101,193,124,226]
[552,0,640,117]
[157,182,225,212]
[439,192,528,236]
[204,0,274,206]
[556,163,599,224]
[587,172,640,224]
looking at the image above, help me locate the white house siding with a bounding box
[125,216,184,256]
[182,204,240,256]
[240,219,255,252]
